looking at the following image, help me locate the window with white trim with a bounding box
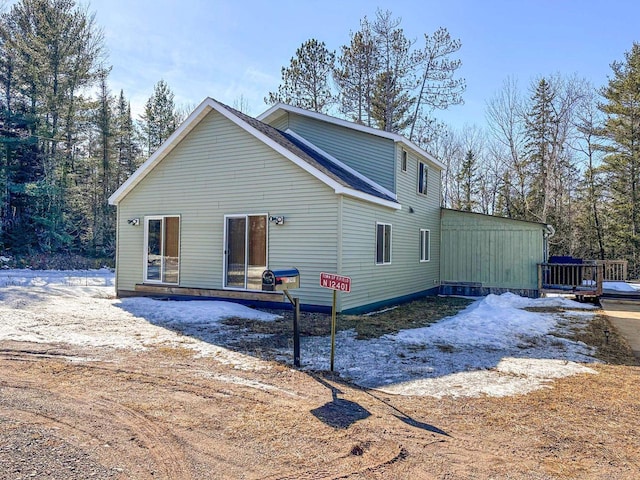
[418,161,428,195]
[376,222,392,265]
[144,216,180,284]
[420,229,431,262]
[401,149,408,172]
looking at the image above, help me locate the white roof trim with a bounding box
[337,187,401,210]
[258,103,446,170]
[284,128,397,201]
[109,97,400,210]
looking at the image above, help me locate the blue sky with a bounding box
[86,0,639,130]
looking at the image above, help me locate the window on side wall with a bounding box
[418,161,428,195]
[144,215,180,284]
[376,222,392,265]
[401,149,408,172]
[420,229,430,262]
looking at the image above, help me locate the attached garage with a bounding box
[440,209,550,297]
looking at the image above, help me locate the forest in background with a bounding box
[1,1,640,276]
[0,0,185,267]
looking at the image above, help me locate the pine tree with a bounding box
[0,107,42,253]
[369,10,414,132]
[265,39,335,113]
[114,90,140,184]
[139,79,180,156]
[371,70,413,132]
[598,43,640,275]
[90,68,115,255]
[333,19,379,126]
[0,0,104,253]
[524,78,557,222]
[457,149,478,212]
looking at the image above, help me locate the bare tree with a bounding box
[409,27,465,141]
[232,94,250,114]
[486,77,528,218]
[572,84,606,259]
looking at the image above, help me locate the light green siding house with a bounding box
[108,98,444,313]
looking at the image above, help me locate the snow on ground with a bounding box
[603,281,640,292]
[0,269,602,397]
[0,269,278,371]
[296,293,598,397]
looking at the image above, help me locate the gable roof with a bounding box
[258,103,446,170]
[108,98,400,209]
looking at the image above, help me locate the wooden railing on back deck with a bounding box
[596,260,628,282]
[537,262,603,296]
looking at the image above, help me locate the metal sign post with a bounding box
[330,289,337,371]
[320,272,352,372]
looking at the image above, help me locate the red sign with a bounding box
[320,272,351,293]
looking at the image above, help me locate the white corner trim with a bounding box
[284,129,397,201]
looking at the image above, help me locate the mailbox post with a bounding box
[319,272,352,372]
[262,268,301,367]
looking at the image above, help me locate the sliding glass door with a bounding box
[145,216,180,284]
[224,215,267,290]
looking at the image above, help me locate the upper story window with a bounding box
[418,161,428,195]
[375,222,392,265]
[401,150,408,172]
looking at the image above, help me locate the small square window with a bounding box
[418,162,428,195]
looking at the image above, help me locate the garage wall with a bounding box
[440,209,546,296]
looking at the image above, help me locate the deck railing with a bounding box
[537,262,603,296]
[538,259,630,297]
[596,260,628,281]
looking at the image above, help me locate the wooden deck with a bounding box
[133,284,286,302]
[538,260,628,298]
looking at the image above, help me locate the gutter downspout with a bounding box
[543,224,556,262]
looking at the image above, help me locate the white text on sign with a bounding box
[319,272,351,293]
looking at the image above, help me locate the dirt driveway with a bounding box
[1,324,639,480]
[600,299,640,359]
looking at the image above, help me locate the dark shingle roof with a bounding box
[218,102,397,204]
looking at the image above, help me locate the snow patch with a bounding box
[380,358,597,398]
[603,281,640,292]
[118,297,280,324]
